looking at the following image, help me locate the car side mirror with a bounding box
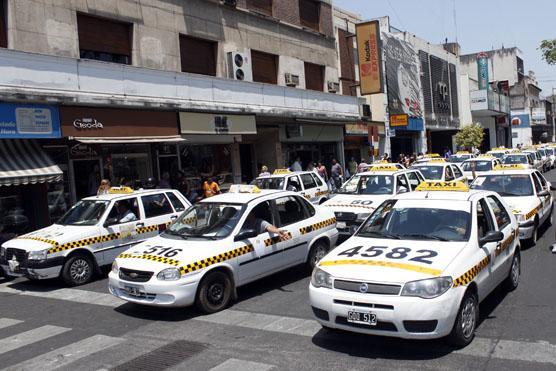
[234,229,258,241]
[103,217,119,228]
[538,190,551,197]
[479,230,504,247]
[397,187,408,194]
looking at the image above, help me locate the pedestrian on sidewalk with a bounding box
[97,179,111,195]
[291,157,302,172]
[317,161,328,181]
[348,157,358,177]
[203,177,221,198]
[259,165,271,177]
[158,172,171,189]
[330,159,343,190]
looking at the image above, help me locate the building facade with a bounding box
[0,0,359,231]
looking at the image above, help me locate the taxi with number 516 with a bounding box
[310,181,520,346]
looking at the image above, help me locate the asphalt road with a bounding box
[1,172,555,370]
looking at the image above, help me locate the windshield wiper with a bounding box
[164,229,189,240]
[358,231,401,239]
[403,233,449,241]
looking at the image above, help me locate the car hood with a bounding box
[322,194,389,214]
[318,236,467,284]
[2,224,95,252]
[502,196,540,215]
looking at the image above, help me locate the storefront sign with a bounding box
[477,52,489,90]
[532,108,547,125]
[511,114,530,127]
[0,103,61,138]
[356,20,383,95]
[345,123,368,136]
[179,112,256,135]
[61,107,178,138]
[390,114,408,127]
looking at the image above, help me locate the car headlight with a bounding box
[311,267,333,289]
[27,249,48,261]
[157,268,181,281]
[401,277,452,299]
[356,213,371,222]
[111,261,119,274]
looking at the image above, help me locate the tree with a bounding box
[539,39,556,65]
[455,123,484,150]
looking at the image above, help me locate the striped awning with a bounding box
[0,140,63,187]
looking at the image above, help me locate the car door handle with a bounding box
[136,222,144,227]
[171,215,178,220]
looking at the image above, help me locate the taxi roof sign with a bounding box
[456,151,470,154]
[491,146,507,151]
[108,186,134,194]
[229,184,261,193]
[423,153,441,158]
[415,181,469,192]
[369,164,398,171]
[494,164,526,170]
[427,158,447,163]
[476,154,495,158]
[273,169,291,175]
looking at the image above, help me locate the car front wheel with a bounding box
[195,270,233,313]
[448,290,479,347]
[61,254,94,286]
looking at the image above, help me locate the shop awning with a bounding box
[0,140,63,187]
[74,136,185,144]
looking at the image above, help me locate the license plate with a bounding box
[124,285,144,297]
[8,259,19,272]
[347,310,377,326]
[337,222,347,229]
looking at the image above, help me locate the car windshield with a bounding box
[488,152,505,159]
[411,165,444,180]
[461,160,493,172]
[250,177,284,190]
[448,155,467,163]
[358,200,471,242]
[165,202,244,239]
[337,174,394,195]
[57,200,109,226]
[471,174,534,196]
[503,155,528,164]
[545,148,554,156]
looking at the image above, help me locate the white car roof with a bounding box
[356,168,416,176]
[82,188,176,202]
[257,171,316,179]
[201,189,291,204]
[394,188,492,202]
[478,168,536,176]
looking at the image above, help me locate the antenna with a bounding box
[452,0,458,42]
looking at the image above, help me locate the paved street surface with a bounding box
[1,174,556,371]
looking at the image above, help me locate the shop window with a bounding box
[247,0,272,16]
[275,196,306,226]
[0,0,7,48]
[179,35,217,76]
[251,50,278,84]
[299,0,320,32]
[77,13,132,65]
[107,198,140,224]
[142,194,173,218]
[300,173,317,190]
[43,146,70,222]
[304,62,324,91]
[166,192,186,212]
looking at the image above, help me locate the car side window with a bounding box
[406,171,421,191]
[274,196,307,227]
[534,172,547,189]
[166,192,186,212]
[531,173,543,193]
[477,199,495,239]
[107,197,140,224]
[444,166,455,181]
[415,171,425,182]
[299,196,316,217]
[396,175,409,193]
[311,173,324,187]
[300,173,317,190]
[452,165,463,178]
[486,196,511,230]
[141,193,173,218]
[241,201,274,235]
[286,176,301,192]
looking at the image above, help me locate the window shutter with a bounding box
[299,0,320,31]
[247,0,273,16]
[77,13,131,57]
[338,28,356,96]
[179,35,217,76]
[252,50,278,84]
[304,62,324,91]
[0,1,6,48]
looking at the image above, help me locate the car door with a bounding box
[395,174,410,194]
[485,195,516,285]
[474,197,499,298]
[532,171,552,222]
[300,173,318,203]
[451,164,466,183]
[405,171,423,192]
[140,193,178,239]
[444,165,455,182]
[100,197,142,264]
[311,173,328,202]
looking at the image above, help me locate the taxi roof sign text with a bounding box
[229,184,261,193]
[494,164,526,170]
[108,186,134,194]
[416,181,469,192]
[369,164,398,171]
[273,169,291,175]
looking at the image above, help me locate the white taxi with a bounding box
[0,187,190,286]
[109,185,338,313]
[448,151,476,163]
[522,148,546,172]
[322,165,425,237]
[470,164,554,244]
[486,147,510,159]
[501,152,534,169]
[460,155,502,182]
[410,159,467,184]
[251,169,329,205]
[309,181,520,346]
[413,153,442,164]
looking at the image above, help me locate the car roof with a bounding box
[200,189,290,204]
[395,189,492,202]
[357,168,414,176]
[479,169,536,175]
[258,171,315,179]
[82,188,176,202]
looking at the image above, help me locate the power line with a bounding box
[452,0,458,42]
[386,0,405,30]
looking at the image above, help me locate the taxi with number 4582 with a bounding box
[109,185,338,313]
[310,181,520,346]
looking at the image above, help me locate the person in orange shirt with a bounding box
[203,177,221,198]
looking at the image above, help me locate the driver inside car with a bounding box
[241,210,291,241]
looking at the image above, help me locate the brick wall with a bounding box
[273,0,300,27]
[319,2,333,38]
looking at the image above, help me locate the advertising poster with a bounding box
[356,20,383,95]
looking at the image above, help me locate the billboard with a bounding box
[477,52,489,90]
[356,21,383,95]
[382,33,423,121]
[0,103,61,138]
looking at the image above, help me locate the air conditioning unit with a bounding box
[285,73,300,87]
[227,51,253,82]
[327,81,340,93]
[222,0,237,7]
[360,104,371,119]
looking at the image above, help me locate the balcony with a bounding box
[470,89,510,117]
[0,48,359,121]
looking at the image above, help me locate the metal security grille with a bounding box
[419,51,432,116]
[430,55,450,116]
[449,63,459,118]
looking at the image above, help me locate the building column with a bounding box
[231,143,242,184]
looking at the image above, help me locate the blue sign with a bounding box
[511,114,530,128]
[0,103,61,138]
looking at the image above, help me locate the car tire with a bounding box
[61,254,94,286]
[448,290,479,348]
[529,219,539,246]
[307,240,329,271]
[546,204,553,227]
[195,270,233,314]
[503,253,520,292]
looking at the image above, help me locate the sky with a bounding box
[334,0,556,95]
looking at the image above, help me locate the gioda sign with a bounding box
[73,118,104,129]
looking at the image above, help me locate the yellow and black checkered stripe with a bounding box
[263,233,293,247]
[178,244,254,275]
[525,204,542,220]
[299,217,336,235]
[16,236,59,246]
[315,190,329,198]
[117,253,180,266]
[494,230,516,258]
[48,233,119,254]
[323,204,375,210]
[452,255,491,287]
